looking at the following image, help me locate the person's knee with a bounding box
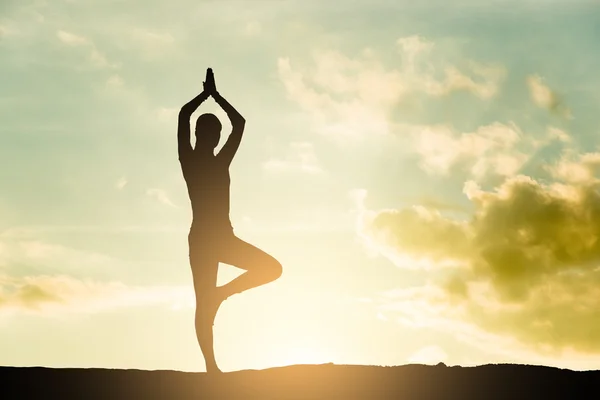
[267,257,283,281]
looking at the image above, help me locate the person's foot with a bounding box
[206,363,222,374]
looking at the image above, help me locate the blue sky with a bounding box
[1,0,599,371]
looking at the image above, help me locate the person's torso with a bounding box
[181,153,232,231]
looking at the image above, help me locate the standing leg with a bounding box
[189,235,222,374]
[218,234,283,300]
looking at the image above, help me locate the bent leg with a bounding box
[218,235,283,300]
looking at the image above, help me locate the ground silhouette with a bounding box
[1,363,597,399]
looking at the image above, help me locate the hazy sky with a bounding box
[1,0,599,372]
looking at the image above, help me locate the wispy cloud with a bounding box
[0,274,193,317]
[146,188,177,208]
[411,122,530,182]
[421,61,506,99]
[0,23,17,38]
[277,36,506,143]
[409,122,574,183]
[156,107,178,123]
[106,74,124,88]
[396,35,434,66]
[56,29,117,69]
[115,176,128,190]
[56,30,88,46]
[396,36,505,99]
[244,21,262,36]
[131,28,174,46]
[0,237,129,278]
[130,28,175,58]
[277,49,404,142]
[526,74,572,119]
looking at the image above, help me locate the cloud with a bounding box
[263,142,323,174]
[362,204,471,271]
[0,233,193,316]
[545,151,600,185]
[0,274,193,316]
[411,195,468,213]
[89,49,111,68]
[277,36,506,142]
[0,226,181,238]
[156,107,178,123]
[106,74,124,88]
[0,236,134,280]
[277,54,399,142]
[360,173,600,354]
[146,188,177,208]
[115,176,128,190]
[526,74,572,119]
[414,122,527,180]
[397,35,434,65]
[410,122,573,183]
[546,126,571,144]
[421,62,506,99]
[244,21,262,36]
[374,284,600,370]
[0,24,17,38]
[56,29,117,69]
[349,188,386,259]
[56,30,88,46]
[397,36,505,98]
[0,230,187,287]
[130,28,175,58]
[132,28,174,46]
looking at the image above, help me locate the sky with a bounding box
[1,0,600,372]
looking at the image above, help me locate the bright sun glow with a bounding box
[269,346,334,367]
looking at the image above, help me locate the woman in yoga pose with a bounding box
[178,68,283,373]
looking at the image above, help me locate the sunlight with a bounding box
[407,345,448,365]
[268,346,334,368]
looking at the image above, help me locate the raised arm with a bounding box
[214,91,246,166]
[178,90,210,160]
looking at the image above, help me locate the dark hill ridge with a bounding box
[1,363,598,399]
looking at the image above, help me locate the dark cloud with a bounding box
[364,174,600,352]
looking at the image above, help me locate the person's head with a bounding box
[194,113,222,151]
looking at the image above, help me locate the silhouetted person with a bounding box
[178,68,283,374]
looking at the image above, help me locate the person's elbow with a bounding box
[233,115,246,129]
[179,106,192,120]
